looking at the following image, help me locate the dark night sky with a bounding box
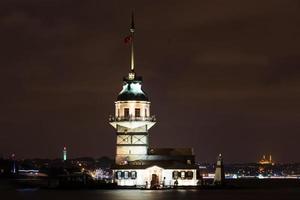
[0,0,300,163]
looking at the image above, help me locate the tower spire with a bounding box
[129,11,135,76]
[130,11,135,32]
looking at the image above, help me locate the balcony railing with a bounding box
[109,115,156,122]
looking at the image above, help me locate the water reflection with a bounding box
[6,188,300,200]
[97,189,193,200]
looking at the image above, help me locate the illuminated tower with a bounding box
[11,153,16,174]
[109,13,156,165]
[63,146,67,161]
[214,154,225,185]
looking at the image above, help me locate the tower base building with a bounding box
[112,148,199,188]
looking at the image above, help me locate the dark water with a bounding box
[2,188,300,200]
[1,179,300,200]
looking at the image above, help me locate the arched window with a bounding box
[124,108,129,117]
[186,171,193,179]
[116,171,122,179]
[131,171,137,179]
[180,171,185,179]
[135,108,140,117]
[172,171,179,179]
[124,171,129,179]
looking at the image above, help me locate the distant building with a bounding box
[258,154,274,165]
[109,13,199,188]
[63,146,67,161]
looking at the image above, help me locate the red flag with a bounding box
[124,35,132,44]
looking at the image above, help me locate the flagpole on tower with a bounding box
[130,11,135,72]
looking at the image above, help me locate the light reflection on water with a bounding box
[98,189,195,200]
[14,189,197,200]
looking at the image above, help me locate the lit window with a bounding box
[172,171,179,179]
[131,171,137,179]
[124,171,129,179]
[186,171,193,179]
[135,108,140,117]
[180,171,185,179]
[116,171,122,179]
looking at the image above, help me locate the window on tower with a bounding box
[124,108,129,117]
[135,108,140,117]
